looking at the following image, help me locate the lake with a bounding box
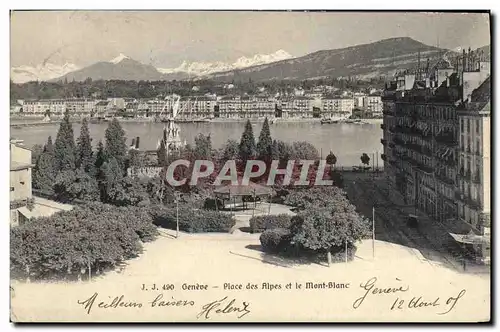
[10,120,384,167]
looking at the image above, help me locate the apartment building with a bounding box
[10,140,33,203]
[66,99,97,117]
[22,99,66,117]
[279,96,314,118]
[381,48,490,262]
[456,77,491,263]
[178,96,216,119]
[321,96,354,119]
[363,95,383,117]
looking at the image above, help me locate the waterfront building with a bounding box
[21,99,66,117]
[65,99,97,117]
[178,96,216,119]
[381,48,490,261]
[279,96,314,118]
[137,101,150,117]
[95,100,111,117]
[353,94,365,108]
[363,95,383,117]
[216,95,240,119]
[147,99,167,117]
[320,96,354,119]
[456,77,491,263]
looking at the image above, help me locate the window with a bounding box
[476,119,480,134]
[467,119,470,132]
[460,119,464,133]
[20,181,25,185]
[10,187,14,192]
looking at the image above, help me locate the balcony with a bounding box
[464,196,482,211]
[473,171,481,184]
[381,154,387,161]
[455,191,465,201]
[381,139,387,145]
[381,124,386,130]
[436,172,455,186]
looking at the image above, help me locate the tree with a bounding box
[31,144,44,164]
[104,118,127,170]
[101,157,124,202]
[290,193,368,265]
[54,112,76,171]
[360,153,370,167]
[32,136,56,193]
[326,151,337,168]
[76,117,93,173]
[271,140,292,163]
[53,169,100,203]
[239,120,256,162]
[256,117,273,161]
[194,133,212,160]
[157,139,167,166]
[221,139,239,162]
[290,141,319,160]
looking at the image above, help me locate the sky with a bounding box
[10,11,490,68]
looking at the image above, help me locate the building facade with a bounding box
[279,96,314,118]
[381,49,490,262]
[10,140,33,203]
[321,96,354,119]
[456,77,491,263]
[363,95,383,117]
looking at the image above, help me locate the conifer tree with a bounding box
[76,117,93,173]
[54,112,76,171]
[256,117,273,161]
[94,140,107,172]
[239,120,256,162]
[94,140,107,202]
[32,136,56,193]
[157,139,167,166]
[104,118,127,170]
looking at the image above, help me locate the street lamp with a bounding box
[372,206,375,259]
[174,192,180,239]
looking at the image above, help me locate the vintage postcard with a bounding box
[9,10,491,322]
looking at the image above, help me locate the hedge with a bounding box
[259,228,293,253]
[152,206,236,233]
[10,203,159,281]
[249,214,292,233]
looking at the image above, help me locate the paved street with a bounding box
[342,172,489,274]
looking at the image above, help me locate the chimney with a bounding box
[135,136,140,149]
[467,47,472,71]
[446,74,450,88]
[131,138,136,147]
[462,49,467,72]
[417,50,421,80]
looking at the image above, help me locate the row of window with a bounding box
[460,118,481,134]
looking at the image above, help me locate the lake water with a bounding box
[10,121,384,167]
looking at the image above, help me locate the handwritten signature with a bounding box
[197,296,251,319]
[352,277,466,315]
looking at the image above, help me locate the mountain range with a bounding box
[10,38,490,84]
[10,50,293,83]
[205,37,451,82]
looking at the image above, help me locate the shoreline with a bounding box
[10,117,383,127]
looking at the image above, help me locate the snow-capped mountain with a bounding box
[11,63,81,83]
[157,50,293,77]
[109,53,130,64]
[53,54,165,82]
